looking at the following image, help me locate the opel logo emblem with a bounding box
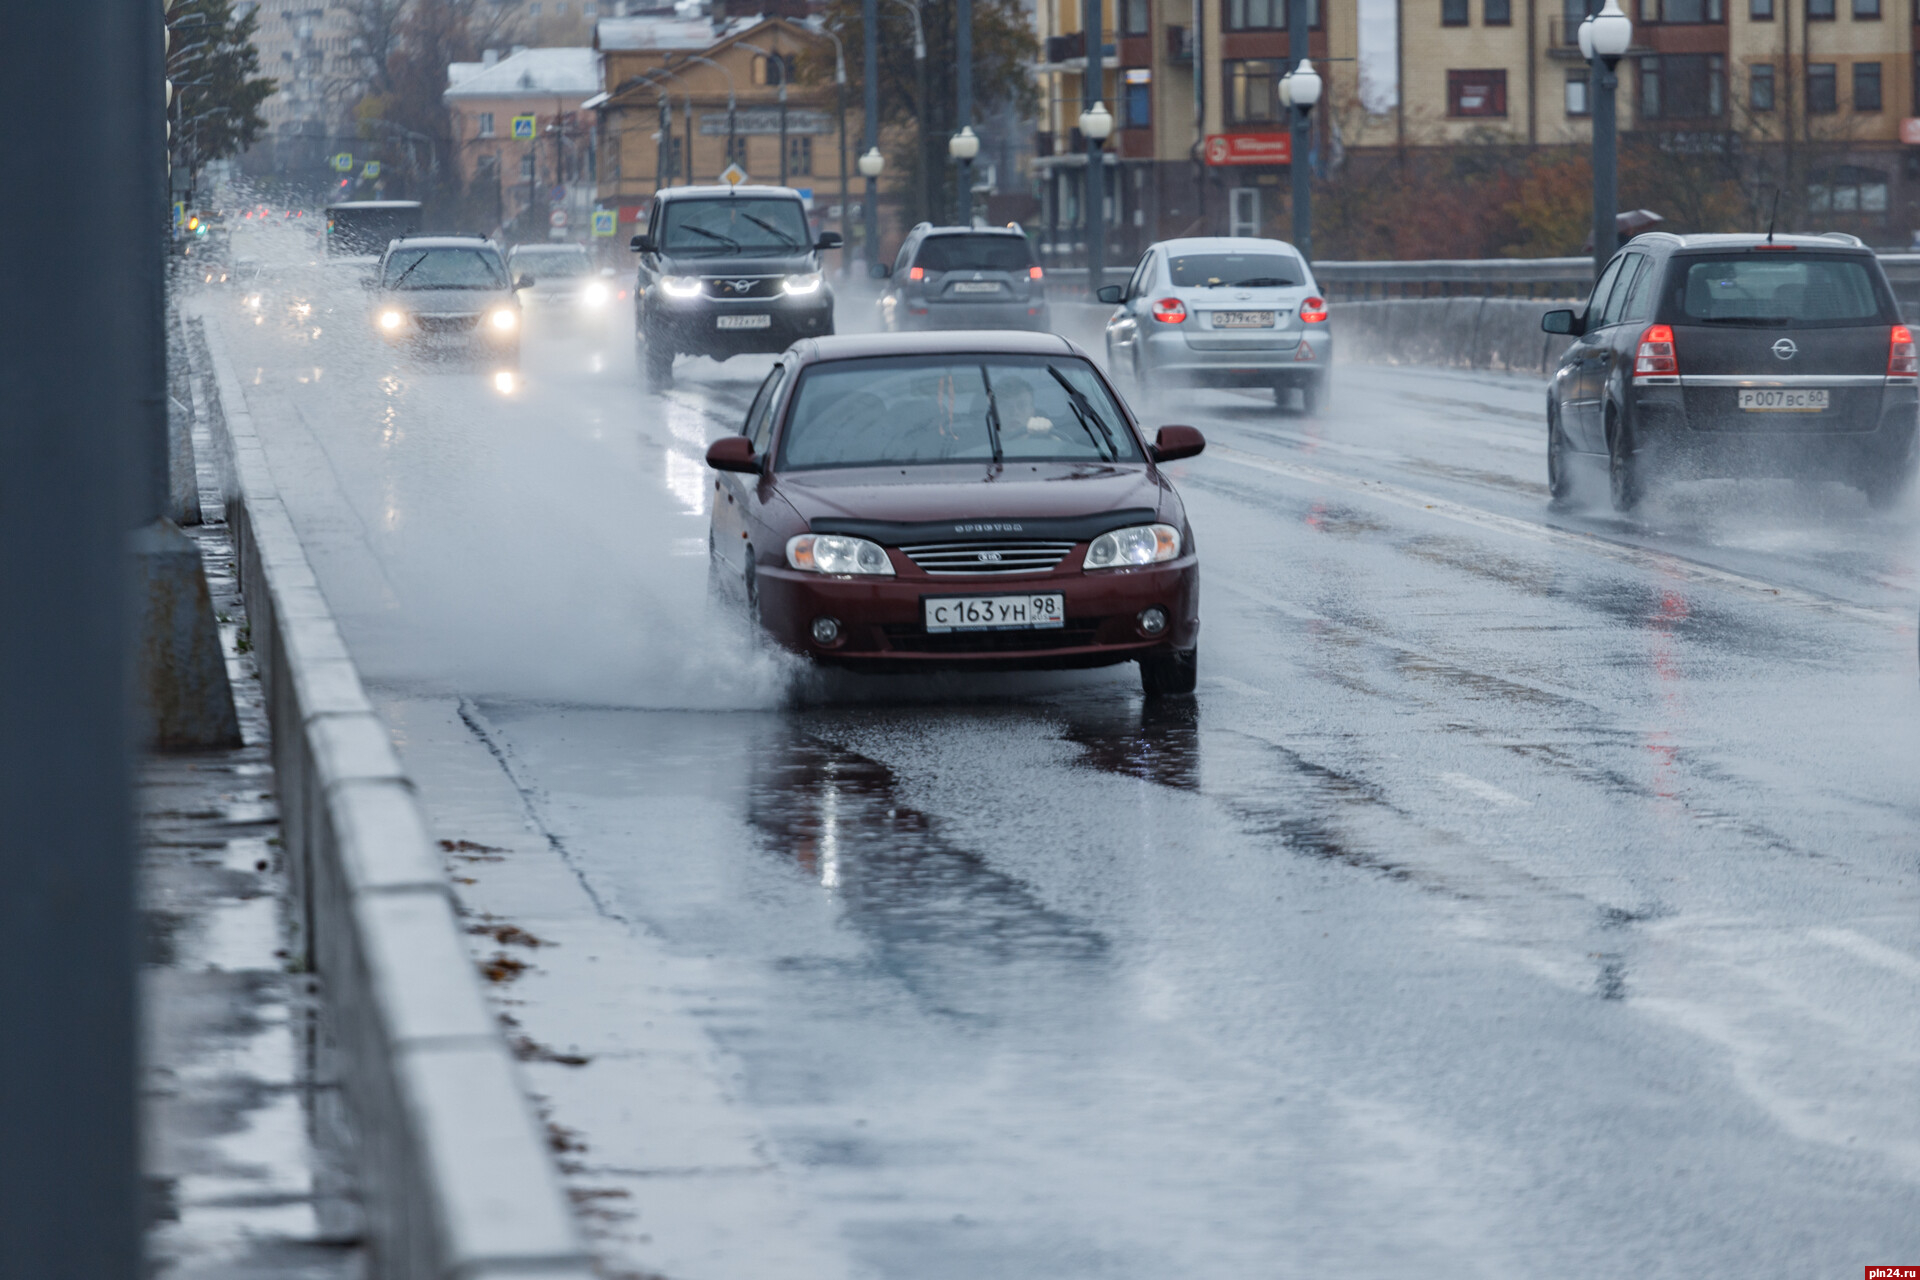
[1772,338,1798,360]
[977,551,1002,563]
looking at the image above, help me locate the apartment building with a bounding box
[242,1,367,178]
[1034,0,1920,255]
[445,48,604,238]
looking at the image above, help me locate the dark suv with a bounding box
[1543,232,1918,510]
[876,224,1050,332]
[629,185,840,391]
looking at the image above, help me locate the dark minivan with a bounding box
[876,224,1050,332]
[1543,232,1918,510]
[629,185,841,392]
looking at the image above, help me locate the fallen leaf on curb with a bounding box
[548,1121,587,1154]
[513,1034,592,1067]
[480,952,529,983]
[468,922,550,948]
[439,838,505,852]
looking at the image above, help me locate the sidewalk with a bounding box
[141,396,367,1277]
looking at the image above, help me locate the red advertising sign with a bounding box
[1901,118,1920,146]
[1205,133,1292,166]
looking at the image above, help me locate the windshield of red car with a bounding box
[778,356,1141,470]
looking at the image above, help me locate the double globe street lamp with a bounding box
[1079,99,1113,292]
[1277,57,1322,259]
[1578,0,1634,275]
[949,125,980,226]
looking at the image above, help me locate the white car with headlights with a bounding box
[368,234,523,365]
[1099,236,1333,414]
[507,243,617,332]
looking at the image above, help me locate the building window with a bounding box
[1808,0,1833,18]
[1443,0,1469,24]
[1807,61,1837,110]
[1750,62,1775,109]
[725,133,749,168]
[785,136,813,176]
[528,2,540,14]
[1853,0,1880,15]
[1447,69,1508,116]
[584,3,597,14]
[1225,59,1281,122]
[1809,165,1889,213]
[477,111,495,137]
[1486,0,1512,23]
[1750,0,1772,17]
[519,154,535,180]
[1854,61,1882,110]
[752,54,796,86]
[1121,0,1151,33]
[1124,68,1153,126]
[1566,69,1590,114]
[1225,0,1321,29]
[1638,53,1724,117]
[1643,0,1723,19]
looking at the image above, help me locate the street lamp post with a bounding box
[1079,100,1112,293]
[955,0,972,225]
[949,127,980,225]
[1277,56,1321,260]
[1580,0,1633,277]
[861,0,881,269]
[818,24,852,272]
[885,0,931,222]
[737,40,788,185]
[672,53,738,184]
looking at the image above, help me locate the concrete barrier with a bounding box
[186,313,595,1280]
[1331,297,1575,376]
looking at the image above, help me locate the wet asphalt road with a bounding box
[211,276,1920,1279]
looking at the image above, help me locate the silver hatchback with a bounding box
[1100,236,1333,413]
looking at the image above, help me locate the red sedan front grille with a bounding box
[898,539,1077,575]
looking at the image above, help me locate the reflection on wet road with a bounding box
[207,279,1920,1278]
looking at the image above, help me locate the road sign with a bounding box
[511,114,536,140]
[172,201,186,228]
[362,160,381,179]
[1204,133,1290,166]
[330,152,353,172]
[550,184,567,203]
[549,209,569,228]
[591,209,616,237]
[720,163,748,187]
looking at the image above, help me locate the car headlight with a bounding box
[783,272,823,296]
[244,293,263,309]
[660,275,703,298]
[1083,523,1181,570]
[377,308,404,331]
[786,534,895,576]
[489,307,518,331]
[582,281,610,307]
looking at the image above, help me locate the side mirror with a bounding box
[814,231,844,250]
[1148,425,1206,464]
[513,274,535,290]
[1096,284,1125,304]
[869,262,892,279]
[1542,308,1584,336]
[705,436,761,474]
[630,233,656,253]
[360,274,379,290]
[600,266,616,277]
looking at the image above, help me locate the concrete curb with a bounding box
[186,313,594,1280]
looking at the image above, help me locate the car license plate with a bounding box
[924,593,1066,633]
[952,282,1001,294]
[1739,388,1828,412]
[1213,311,1275,328]
[716,314,771,330]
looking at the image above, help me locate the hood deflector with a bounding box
[810,508,1158,544]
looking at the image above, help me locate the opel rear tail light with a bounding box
[909,266,925,281]
[1029,265,1044,280]
[1634,324,1677,376]
[1890,324,1917,377]
[1151,298,1187,324]
[1299,296,1328,323]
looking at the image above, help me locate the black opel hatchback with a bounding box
[1543,232,1919,510]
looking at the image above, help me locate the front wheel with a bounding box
[1140,647,1198,698]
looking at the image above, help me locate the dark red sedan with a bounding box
[705,331,1205,694]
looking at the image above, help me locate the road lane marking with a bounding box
[1437,772,1531,808]
[1807,927,1920,981]
[1207,442,1911,632]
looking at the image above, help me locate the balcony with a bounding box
[1165,24,1193,63]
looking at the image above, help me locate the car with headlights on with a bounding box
[703,331,1206,695]
[875,223,1050,332]
[1541,231,1919,511]
[629,185,840,392]
[1100,236,1331,413]
[369,234,525,364]
[507,243,616,331]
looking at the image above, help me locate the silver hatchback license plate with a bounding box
[1739,388,1828,412]
[716,314,771,330]
[1213,311,1275,328]
[924,593,1066,633]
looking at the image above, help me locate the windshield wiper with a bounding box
[979,365,1005,465]
[388,253,427,288]
[1045,365,1118,461]
[736,211,799,247]
[678,226,741,250]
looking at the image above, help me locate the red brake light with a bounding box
[1151,297,1187,324]
[1299,296,1328,323]
[1890,324,1917,377]
[1634,323,1677,376]
[1751,244,1798,251]
[909,266,924,281]
[1029,265,1044,280]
